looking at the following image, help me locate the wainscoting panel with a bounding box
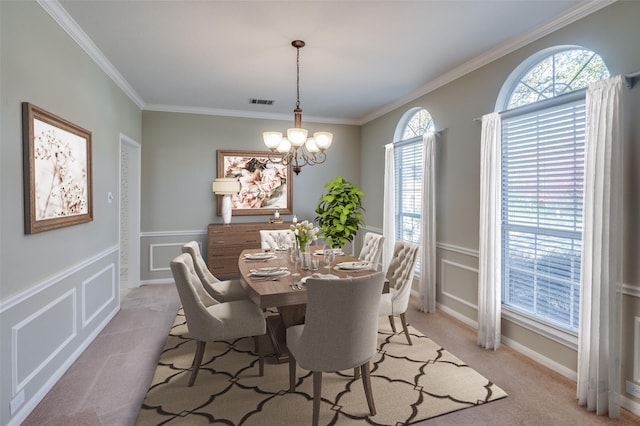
[12,289,76,394]
[0,247,119,426]
[140,230,207,284]
[82,264,116,328]
[440,259,478,310]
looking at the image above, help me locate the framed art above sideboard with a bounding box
[217,150,292,216]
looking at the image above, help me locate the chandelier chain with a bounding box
[296,45,301,110]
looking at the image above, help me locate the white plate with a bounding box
[250,267,288,277]
[301,274,339,283]
[244,253,276,260]
[335,261,369,270]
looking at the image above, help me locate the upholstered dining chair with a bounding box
[358,232,385,270]
[182,241,249,302]
[170,253,266,386]
[259,229,295,251]
[379,241,420,345]
[286,272,385,426]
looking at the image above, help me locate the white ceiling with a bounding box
[51,0,611,125]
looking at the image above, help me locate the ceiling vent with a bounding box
[250,98,274,106]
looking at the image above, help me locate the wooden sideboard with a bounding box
[207,222,291,278]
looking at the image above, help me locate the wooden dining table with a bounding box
[238,246,377,362]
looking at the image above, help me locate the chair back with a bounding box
[182,241,220,285]
[260,229,295,250]
[386,241,420,313]
[358,232,385,268]
[170,254,223,340]
[294,272,385,372]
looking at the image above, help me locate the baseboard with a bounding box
[622,395,640,417]
[8,305,119,426]
[435,303,577,381]
[500,336,577,381]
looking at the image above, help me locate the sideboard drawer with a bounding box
[207,222,290,277]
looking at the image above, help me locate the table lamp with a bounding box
[212,178,240,224]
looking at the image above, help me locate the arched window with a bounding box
[393,108,434,246]
[499,47,609,334]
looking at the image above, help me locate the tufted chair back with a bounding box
[259,229,295,250]
[182,241,248,302]
[379,241,420,344]
[358,232,385,269]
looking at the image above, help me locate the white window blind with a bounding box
[395,139,422,246]
[501,98,585,332]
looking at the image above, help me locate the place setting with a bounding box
[248,266,290,281]
[333,261,371,272]
[243,252,277,262]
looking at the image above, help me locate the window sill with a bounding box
[502,307,578,351]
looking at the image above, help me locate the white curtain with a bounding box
[420,132,437,312]
[382,143,395,272]
[577,75,623,418]
[477,112,502,350]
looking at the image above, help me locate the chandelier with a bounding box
[263,40,333,175]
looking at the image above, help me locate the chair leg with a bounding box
[400,313,412,345]
[312,371,323,426]
[361,362,376,416]
[354,367,360,380]
[188,341,206,387]
[254,335,264,376]
[388,315,397,332]
[288,354,297,392]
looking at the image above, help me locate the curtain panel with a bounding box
[577,74,624,418]
[382,143,395,272]
[420,132,437,313]
[477,112,502,350]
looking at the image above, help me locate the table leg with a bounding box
[266,304,306,363]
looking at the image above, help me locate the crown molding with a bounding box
[37,0,145,108]
[39,0,616,126]
[143,104,359,126]
[360,0,618,125]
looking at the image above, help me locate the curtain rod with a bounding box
[382,128,447,147]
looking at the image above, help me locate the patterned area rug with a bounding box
[137,310,507,425]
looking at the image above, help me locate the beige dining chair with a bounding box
[286,272,385,426]
[170,253,266,386]
[259,229,295,251]
[358,232,385,270]
[182,241,249,302]
[379,240,420,345]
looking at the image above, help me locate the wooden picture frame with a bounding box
[22,103,93,234]
[217,150,292,216]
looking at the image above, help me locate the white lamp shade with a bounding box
[313,131,333,150]
[287,127,308,147]
[212,178,240,195]
[263,131,283,149]
[305,137,319,153]
[277,138,292,153]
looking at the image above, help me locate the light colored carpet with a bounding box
[137,310,507,425]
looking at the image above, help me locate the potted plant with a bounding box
[314,176,365,249]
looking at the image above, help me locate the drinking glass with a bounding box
[323,247,335,271]
[290,244,301,276]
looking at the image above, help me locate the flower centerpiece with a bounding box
[290,220,319,253]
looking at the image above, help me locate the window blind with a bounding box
[501,98,585,332]
[394,138,422,245]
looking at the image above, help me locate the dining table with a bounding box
[238,245,378,362]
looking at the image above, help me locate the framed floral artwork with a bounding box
[217,150,292,216]
[22,103,93,234]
